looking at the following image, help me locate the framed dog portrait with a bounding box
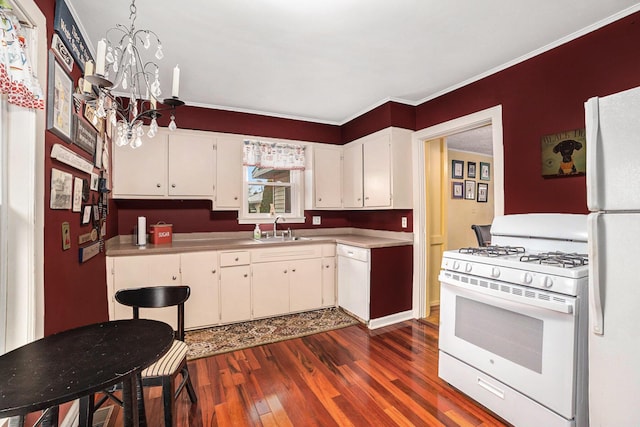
[541,128,586,178]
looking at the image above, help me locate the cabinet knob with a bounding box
[234,196,238,200]
[156,183,161,188]
[212,269,217,274]
[325,265,330,269]
[243,273,248,278]
[284,270,288,274]
[292,269,296,272]
[318,198,322,202]
[365,196,369,200]
[357,198,361,201]
[172,276,177,280]
[171,183,176,188]
[235,257,239,262]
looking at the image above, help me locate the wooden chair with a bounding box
[471,224,492,247]
[115,286,197,427]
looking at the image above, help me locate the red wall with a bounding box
[37,1,640,334]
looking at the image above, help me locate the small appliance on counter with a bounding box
[150,222,173,244]
[135,216,146,246]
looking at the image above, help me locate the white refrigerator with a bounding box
[585,86,640,426]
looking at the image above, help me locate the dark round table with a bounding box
[0,319,174,427]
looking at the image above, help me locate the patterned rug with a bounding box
[185,307,360,360]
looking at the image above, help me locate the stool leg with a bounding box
[162,376,175,427]
[79,395,95,427]
[41,406,59,427]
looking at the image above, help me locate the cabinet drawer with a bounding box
[220,251,251,266]
[321,244,336,257]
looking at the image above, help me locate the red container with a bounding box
[150,222,173,244]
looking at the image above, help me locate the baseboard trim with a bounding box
[368,310,413,329]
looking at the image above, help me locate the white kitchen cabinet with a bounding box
[107,254,181,327]
[168,133,215,197]
[289,257,323,312]
[215,135,243,209]
[112,128,215,199]
[219,251,251,323]
[310,145,342,209]
[112,131,168,197]
[342,143,363,208]
[252,261,290,318]
[180,251,219,329]
[343,127,413,209]
[321,244,336,307]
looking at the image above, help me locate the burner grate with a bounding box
[520,251,588,268]
[459,246,526,257]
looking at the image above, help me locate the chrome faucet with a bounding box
[273,215,283,238]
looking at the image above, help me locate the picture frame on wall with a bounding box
[464,180,476,200]
[452,160,464,179]
[467,162,476,179]
[46,51,74,144]
[81,205,92,225]
[480,162,491,181]
[477,183,488,203]
[452,181,463,199]
[540,128,586,178]
[73,115,98,156]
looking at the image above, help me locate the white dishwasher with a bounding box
[337,244,370,321]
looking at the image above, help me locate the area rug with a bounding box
[185,307,359,360]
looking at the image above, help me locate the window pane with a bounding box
[247,166,291,184]
[247,185,292,214]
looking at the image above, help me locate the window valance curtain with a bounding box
[0,8,44,109]
[242,139,306,170]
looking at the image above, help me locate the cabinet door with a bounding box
[216,136,243,208]
[321,257,336,307]
[252,261,289,318]
[290,258,323,312]
[313,146,342,208]
[168,133,215,196]
[111,254,181,327]
[180,251,219,329]
[343,143,363,208]
[363,134,391,207]
[219,265,251,323]
[112,131,168,197]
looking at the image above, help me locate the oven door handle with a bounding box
[440,276,575,315]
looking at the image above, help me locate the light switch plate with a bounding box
[312,216,321,225]
[401,217,407,228]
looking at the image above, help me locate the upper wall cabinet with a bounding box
[215,135,243,209]
[306,145,342,209]
[343,127,413,209]
[113,128,215,199]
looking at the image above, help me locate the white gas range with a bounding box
[438,214,588,427]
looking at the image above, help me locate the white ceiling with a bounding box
[66,0,640,125]
[447,126,493,156]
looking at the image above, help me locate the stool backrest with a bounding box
[115,285,190,341]
[471,224,492,247]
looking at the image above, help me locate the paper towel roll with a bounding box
[137,216,147,245]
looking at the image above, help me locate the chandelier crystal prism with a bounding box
[83,0,184,149]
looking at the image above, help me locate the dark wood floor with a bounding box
[107,320,510,426]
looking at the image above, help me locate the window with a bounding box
[240,139,306,224]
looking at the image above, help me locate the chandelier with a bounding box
[83,0,184,148]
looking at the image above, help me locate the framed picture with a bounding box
[540,128,586,178]
[46,51,74,144]
[94,135,104,169]
[452,160,464,179]
[90,172,99,191]
[477,183,488,203]
[84,102,105,136]
[51,33,73,72]
[50,168,73,209]
[452,181,463,199]
[73,115,98,155]
[467,162,476,179]
[81,205,93,225]
[464,180,476,200]
[480,162,491,181]
[72,177,83,212]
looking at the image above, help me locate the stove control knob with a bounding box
[465,263,473,273]
[453,261,461,270]
[542,276,554,288]
[521,272,533,284]
[491,267,500,278]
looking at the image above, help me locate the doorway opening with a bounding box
[411,105,504,321]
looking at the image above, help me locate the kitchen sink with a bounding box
[253,236,312,243]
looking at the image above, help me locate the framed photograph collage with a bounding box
[451,159,491,203]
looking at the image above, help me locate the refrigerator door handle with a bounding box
[585,97,601,211]
[588,213,604,335]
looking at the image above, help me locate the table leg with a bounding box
[136,372,147,427]
[41,406,59,427]
[122,375,140,427]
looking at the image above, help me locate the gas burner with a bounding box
[459,245,526,257]
[520,251,589,268]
